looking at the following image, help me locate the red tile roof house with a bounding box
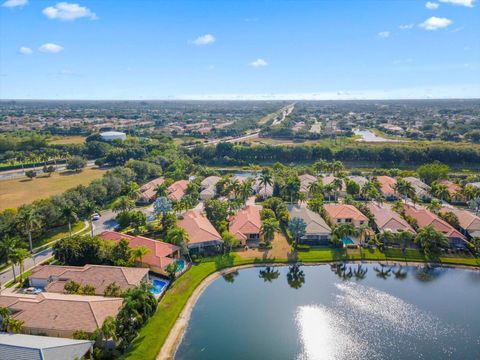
[367,203,416,244]
[28,264,149,296]
[167,180,189,202]
[99,231,180,275]
[438,180,465,203]
[376,176,398,200]
[229,205,262,246]
[440,206,480,239]
[178,210,223,253]
[0,292,122,338]
[323,204,370,245]
[403,204,469,249]
[138,177,164,203]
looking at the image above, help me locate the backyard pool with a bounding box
[176,259,186,272]
[342,237,355,246]
[150,277,169,298]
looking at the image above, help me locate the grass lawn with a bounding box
[123,249,479,360]
[47,135,86,145]
[0,168,107,210]
[32,221,86,250]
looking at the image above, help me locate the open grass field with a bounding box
[0,167,107,210]
[47,135,86,145]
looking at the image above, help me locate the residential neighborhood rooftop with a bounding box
[178,210,222,246]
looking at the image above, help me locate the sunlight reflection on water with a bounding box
[295,282,458,360]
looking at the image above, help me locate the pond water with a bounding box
[353,129,403,142]
[175,264,480,360]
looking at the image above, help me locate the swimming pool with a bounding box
[176,259,185,272]
[150,278,169,297]
[342,237,355,246]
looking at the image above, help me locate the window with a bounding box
[345,218,352,223]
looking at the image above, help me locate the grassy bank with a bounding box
[123,249,479,360]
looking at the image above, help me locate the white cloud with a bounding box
[419,16,452,30]
[399,24,414,30]
[425,1,440,9]
[18,46,33,55]
[39,43,64,53]
[43,2,97,21]
[1,0,27,8]
[249,58,268,68]
[439,0,475,7]
[378,31,390,38]
[191,34,216,46]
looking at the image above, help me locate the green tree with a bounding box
[258,169,273,197]
[25,170,37,180]
[130,245,150,264]
[414,225,449,258]
[261,218,280,243]
[66,156,87,172]
[61,204,77,237]
[8,248,29,283]
[288,217,307,247]
[165,227,189,246]
[81,284,96,295]
[417,163,449,185]
[104,282,123,297]
[64,280,82,294]
[221,231,239,253]
[165,261,179,280]
[113,196,135,214]
[17,205,41,252]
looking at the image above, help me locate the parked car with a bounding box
[91,213,101,221]
[23,287,42,295]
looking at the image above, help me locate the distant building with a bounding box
[403,177,431,202]
[0,333,93,360]
[100,131,126,141]
[376,176,397,200]
[139,177,165,203]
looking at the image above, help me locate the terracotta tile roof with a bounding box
[100,231,179,269]
[440,206,480,235]
[178,210,222,245]
[438,180,462,195]
[376,176,397,196]
[403,204,466,240]
[30,265,148,296]
[140,177,164,202]
[0,293,122,334]
[167,180,189,201]
[367,203,415,234]
[229,205,262,241]
[323,204,368,222]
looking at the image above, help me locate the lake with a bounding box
[353,129,404,142]
[175,264,480,360]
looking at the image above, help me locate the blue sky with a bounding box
[1,0,479,99]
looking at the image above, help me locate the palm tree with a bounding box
[165,227,189,245]
[0,235,19,268]
[17,205,41,253]
[155,183,168,198]
[308,180,324,198]
[124,181,140,200]
[82,201,98,237]
[237,180,254,203]
[332,178,343,201]
[331,223,358,246]
[258,169,273,197]
[261,218,280,243]
[414,225,449,259]
[427,199,442,213]
[112,196,135,214]
[331,161,344,176]
[432,183,450,202]
[395,178,415,203]
[61,204,77,237]
[130,246,150,264]
[313,159,329,174]
[99,316,117,344]
[9,248,29,283]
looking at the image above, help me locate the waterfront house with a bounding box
[229,205,262,246]
[440,206,480,239]
[367,203,415,234]
[438,180,464,203]
[403,204,468,249]
[29,264,149,296]
[288,204,331,245]
[323,204,368,228]
[178,209,223,252]
[99,231,180,274]
[0,292,122,338]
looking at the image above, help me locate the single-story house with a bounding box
[0,333,93,360]
[440,206,480,239]
[138,177,164,203]
[0,292,122,338]
[403,176,431,202]
[376,175,397,200]
[298,174,317,194]
[178,210,223,252]
[200,186,217,200]
[367,203,416,234]
[29,264,149,296]
[253,177,274,199]
[200,176,222,190]
[229,205,262,246]
[323,204,368,228]
[347,175,369,188]
[288,204,331,245]
[403,204,468,249]
[99,231,180,274]
[438,180,464,202]
[167,180,189,202]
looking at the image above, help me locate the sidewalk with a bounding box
[0,221,89,288]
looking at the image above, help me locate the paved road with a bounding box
[184,130,260,149]
[0,222,89,288]
[92,205,155,235]
[0,160,97,181]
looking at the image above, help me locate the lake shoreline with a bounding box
[158,259,480,360]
